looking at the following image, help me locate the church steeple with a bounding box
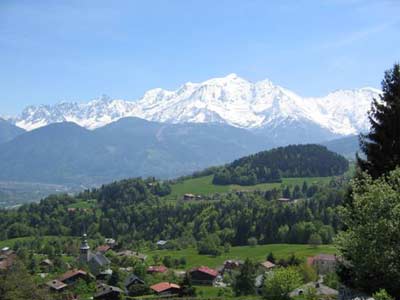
[79,233,90,263]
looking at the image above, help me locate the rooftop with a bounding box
[150,282,180,293]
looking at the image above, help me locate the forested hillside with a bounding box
[212,144,349,185]
[0,174,347,247]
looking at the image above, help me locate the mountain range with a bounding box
[0,74,369,190]
[10,74,380,141]
[0,118,270,186]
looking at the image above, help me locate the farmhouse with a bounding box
[150,282,181,296]
[94,284,124,300]
[189,266,219,285]
[124,273,145,291]
[59,269,91,285]
[183,193,195,201]
[96,244,111,253]
[308,254,337,274]
[147,265,168,274]
[260,260,276,271]
[45,279,67,292]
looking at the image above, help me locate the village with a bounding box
[0,232,341,300]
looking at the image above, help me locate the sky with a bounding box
[1,0,400,115]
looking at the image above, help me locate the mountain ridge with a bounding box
[10,74,380,137]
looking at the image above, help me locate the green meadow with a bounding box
[166,175,333,200]
[147,243,336,269]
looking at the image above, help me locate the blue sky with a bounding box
[1,0,399,115]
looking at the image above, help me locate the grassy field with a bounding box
[166,175,333,200]
[147,244,336,269]
[67,199,97,209]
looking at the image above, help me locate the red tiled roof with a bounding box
[59,269,87,282]
[150,282,180,293]
[96,245,111,253]
[191,266,219,277]
[147,265,168,273]
[260,260,276,269]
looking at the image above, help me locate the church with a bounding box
[79,233,111,276]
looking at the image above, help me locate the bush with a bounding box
[247,237,258,247]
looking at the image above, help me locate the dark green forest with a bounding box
[212,144,349,185]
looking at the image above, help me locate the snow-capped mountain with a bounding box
[12,74,381,136]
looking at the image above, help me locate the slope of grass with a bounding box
[147,244,336,269]
[167,175,333,200]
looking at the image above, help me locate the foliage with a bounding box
[304,287,318,300]
[262,267,303,300]
[358,63,400,179]
[247,237,258,247]
[298,263,317,283]
[323,272,339,290]
[336,168,400,297]
[212,144,348,185]
[197,234,222,256]
[179,273,196,297]
[0,175,346,248]
[0,260,50,300]
[373,289,394,300]
[233,258,257,296]
[308,233,322,248]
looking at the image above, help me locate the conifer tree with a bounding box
[358,63,400,178]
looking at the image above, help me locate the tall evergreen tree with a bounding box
[358,63,400,178]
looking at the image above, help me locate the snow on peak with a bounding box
[11,74,381,135]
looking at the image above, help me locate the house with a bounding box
[156,240,168,249]
[189,266,219,285]
[94,284,124,300]
[59,269,91,285]
[40,259,54,272]
[79,233,111,275]
[96,269,113,281]
[147,265,168,274]
[150,282,181,296]
[222,260,243,273]
[105,238,116,248]
[308,254,337,274]
[45,279,67,292]
[96,245,111,253]
[183,193,195,201]
[124,273,145,291]
[290,282,338,297]
[260,260,276,271]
